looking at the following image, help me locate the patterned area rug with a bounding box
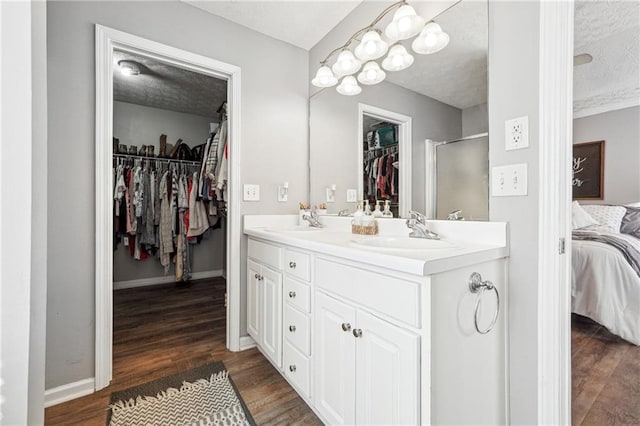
[108,361,255,426]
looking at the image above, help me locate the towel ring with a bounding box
[469,272,500,334]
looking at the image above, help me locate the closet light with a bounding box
[312,65,338,88]
[118,60,140,76]
[384,4,425,41]
[336,76,362,96]
[382,44,414,72]
[357,61,386,85]
[332,50,362,77]
[354,30,389,61]
[412,22,450,54]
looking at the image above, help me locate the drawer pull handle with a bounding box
[352,329,363,338]
[341,323,351,332]
[289,261,297,269]
[289,291,296,298]
[254,273,259,279]
[289,365,297,372]
[469,272,500,335]
[289,325,296,332]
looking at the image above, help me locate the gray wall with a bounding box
[113,101,223,282]
[462,103,489,136]
[113,101,215,153]
[47,1,309,390]
[573,106,640,205]
[309,83,461,214]
[488,2,541,423]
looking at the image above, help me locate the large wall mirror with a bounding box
[309,0,488,219]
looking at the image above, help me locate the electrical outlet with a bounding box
[505,116,529,151]
[346,189,357,202]
[243,184,260,201]
[491,163,527,196]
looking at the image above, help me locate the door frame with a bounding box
[357,103,412,218]
[94,25,243,390]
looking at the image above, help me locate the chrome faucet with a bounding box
[406,211,439,239]
[337,209,350,217]
[447,209,463,220]
[302,211,324,228]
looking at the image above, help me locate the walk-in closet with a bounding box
[111,50,229,378]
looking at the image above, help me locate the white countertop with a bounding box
[244,215,509,276]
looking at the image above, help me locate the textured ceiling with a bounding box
[573,0,640,117]
[113,50,227,118]
[183,0,362,50]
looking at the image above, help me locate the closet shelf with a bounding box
[113,153,201,166]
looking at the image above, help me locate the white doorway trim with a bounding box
[357,103,412,218]
[94,25,243,391]
[537,1,573,423]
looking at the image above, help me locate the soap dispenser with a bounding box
[362,200,374,226]
[353,202,364,225]
[373,200,383,218]
[382,200,394,218]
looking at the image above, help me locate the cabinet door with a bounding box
[355,310,420,425]
[246,259,261,342]
[261,266,282,368]
[314,292,356,425]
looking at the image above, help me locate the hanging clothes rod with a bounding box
[113,153,201,165]
[438,132,489,145]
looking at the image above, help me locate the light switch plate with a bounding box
[326,187,335,203]
[243,184,260,201]
[505,116,529,151]
[492,163,527,196]
[277,186,288,202]
[346,189,357,202]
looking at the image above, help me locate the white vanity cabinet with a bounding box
[247,239,283,368]
[244,218,508,425]
[282,248,313,399]
[315,291,420,425]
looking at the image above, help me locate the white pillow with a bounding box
[626,202,640,208]
[581,205,627,233]
[572,201,598,230]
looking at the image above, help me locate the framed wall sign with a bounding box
[572,140,604,200]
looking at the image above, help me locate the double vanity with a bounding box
[244,215,509,425]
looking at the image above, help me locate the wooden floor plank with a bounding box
[44,278,320,425]
[572,314,640,426]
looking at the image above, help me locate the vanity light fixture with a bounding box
[117,60,140,76]
[336,76,362,96]
[311,0,450,95]
[382,44,414,72]
[358,61,386,85]
[412,22,450,54]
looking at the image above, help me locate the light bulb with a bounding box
[382,44,414,72]
[398,16,411,32]
[384,4,425,41]
[354,30,389,61]
[366,69,376,80]
[412,22,450,55]
[312,65,338,88]
[332,50,361,77]
[357,61,386,85]
[365,41,376,55]
[424,32,437,47]
[336,76,362,96]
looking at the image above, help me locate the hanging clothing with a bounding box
[158,170,174,273]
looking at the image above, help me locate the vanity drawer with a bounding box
[248,238,282,270]
[284,249,311,282]
[284,276,311,313]
[283,341,311,399]
[284,304,311,355]
[315,257,421,328]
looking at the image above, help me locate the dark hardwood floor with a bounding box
[572,314,640,425]
[45,278,321,425]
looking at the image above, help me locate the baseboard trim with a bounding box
[114,269,224,290]
[44,377,95,407]
[239,335,256,350]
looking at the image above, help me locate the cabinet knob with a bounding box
[254,273,259,279]
[289,291,296,298]
[289,325,296,332]
[289,261,297,269]
[289,365,297,372]
[259,275,264,281]
[341,323,351,332]
[352,329,363,338]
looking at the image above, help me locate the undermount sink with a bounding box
[265,226,322,233]
[351,236,458,250]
